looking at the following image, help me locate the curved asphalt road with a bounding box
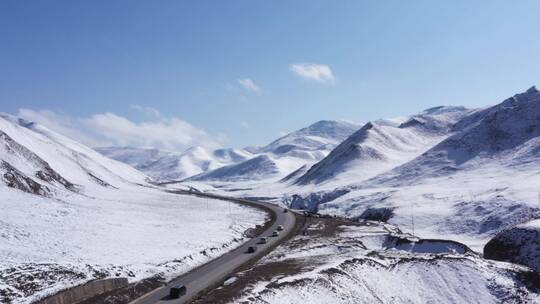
[130,191,296,304]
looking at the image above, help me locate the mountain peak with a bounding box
[262,119,359,154]
[362,121,375,130]
[302,120,360,135]
[0,112,34,128]
[420,106,468,116]
[513,86,540,102]
[526,85,538,94]
[309,120,338,128]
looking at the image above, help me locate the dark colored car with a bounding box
[258,237,267,244]
[283,209,288,213]
[246,246,257,253]
[169,284,187,299]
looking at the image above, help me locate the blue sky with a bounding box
[2,1,540,150]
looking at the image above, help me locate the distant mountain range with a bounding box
[294,106,470,185]
[96,146,253,181]
[99,120,360,182]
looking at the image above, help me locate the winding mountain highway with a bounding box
[129,191,297,304]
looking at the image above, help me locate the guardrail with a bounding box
[35,278,128,304]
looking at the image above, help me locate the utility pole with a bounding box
[411,202,415,238]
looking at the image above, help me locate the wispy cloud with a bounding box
[237,78,262,94]
[130,104,161,118]
[289,63,335,84]
[240,121,249,128]
[17,109,223,151]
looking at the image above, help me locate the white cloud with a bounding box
[17,109,222,151]
[289,63,335,84]
[240,121,249,128]
[130,104,161,118]
[237,78,262,94]
[17,109,104,147]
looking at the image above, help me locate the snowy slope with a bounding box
[97,146,252,182]
[227,219,539,304]
[295,106,469,185]
[0,113,149,195]
[0,114,268,304]
[367,86,540,187]
[263,120,360,158]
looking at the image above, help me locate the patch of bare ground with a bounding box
[191,215,364,304]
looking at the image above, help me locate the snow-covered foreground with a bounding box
[0,187,266,304]
[227,219,540,304]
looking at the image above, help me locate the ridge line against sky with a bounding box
[2,1,540,151]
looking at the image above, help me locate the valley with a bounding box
[1,87,540,304]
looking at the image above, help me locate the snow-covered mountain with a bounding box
[190,155,279,182]
[188,120,360,182]
[0,113,267,304]
[294,106,469,185]
[281,87,540,250]
[186,87,540,254]
[370,86,540,186]
[0,113,149,196]
[262,120,360,158]
[97,146,252,182]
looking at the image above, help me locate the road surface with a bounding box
[130,191,296,304]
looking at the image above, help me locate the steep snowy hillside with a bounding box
[295,106,469,185]
[370,86,540,186]
[97,146,252,181]
[0,114,267,304]
[0,113,149,195]
[189,120,360,182]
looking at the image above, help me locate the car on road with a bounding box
[246,246,257,253]
[277,225,284,231]
[258,237,267,244]
[283,208,288,213]
[169,284,186,299]
[271,230,279,237]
